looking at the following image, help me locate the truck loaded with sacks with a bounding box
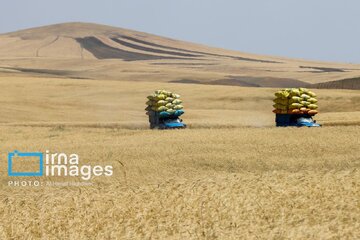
[273,88,321,127]
[146,90,186,129]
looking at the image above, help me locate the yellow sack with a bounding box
[155,94,166,100]
[289,96,303,104]
[301,101,310,107]
[299,88,309,94]
[165,103,174,108]
[155,90,169,96]
[275,90,289,99]
[172,99,183,105]
[308,91,317,98]
[156,100,167,106]
[166,109,176,114]
[273,104,288,110]
[273,98,289,105]
[173,105,183,110]
[289,103,303,109]
[308,98,318,104]
[163,91,172,97]
[146,100,155,106]
[172,93,181,99]
[308,104,318,109]
[291,96,302,102]
[300,94,311,100]
[157,106,168,112]
[165,97,174,102]
[147,94,156,100]
[289,88,301,97]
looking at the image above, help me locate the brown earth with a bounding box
[1,22,360,88]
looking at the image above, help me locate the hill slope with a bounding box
[1,22,360,88]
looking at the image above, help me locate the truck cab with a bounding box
[149,110,186,129]
[276,114,321,127]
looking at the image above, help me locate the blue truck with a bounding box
[275,114,321,127]
[148,110,186,129]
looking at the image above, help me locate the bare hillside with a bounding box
[1,22,360,88]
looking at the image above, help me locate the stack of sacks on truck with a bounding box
[146,90,184,117]
[273,88,318,115]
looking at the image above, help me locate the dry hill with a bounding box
[0,22,360,88]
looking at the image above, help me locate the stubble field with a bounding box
[0,77,359,239]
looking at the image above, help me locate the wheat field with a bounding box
[0,77,359,239]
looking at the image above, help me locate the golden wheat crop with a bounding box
[0,77,359,239]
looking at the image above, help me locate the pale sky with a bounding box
[1,0,360,63]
